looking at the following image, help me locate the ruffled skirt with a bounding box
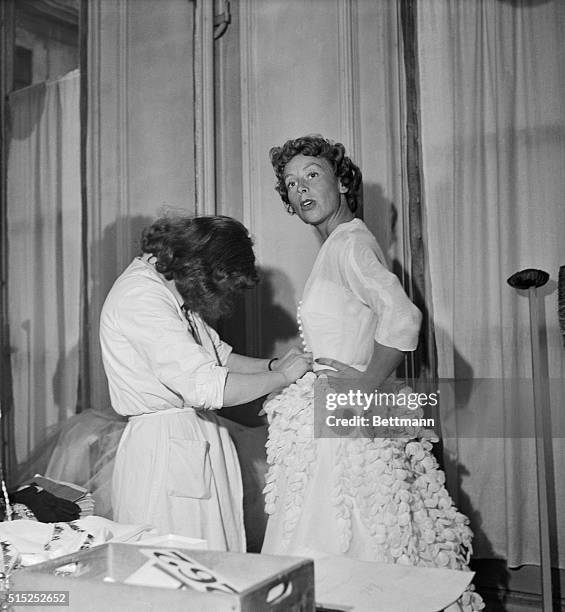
[262,373,484,611]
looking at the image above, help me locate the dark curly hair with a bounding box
[141,215,258,322]
[269,135,362,213]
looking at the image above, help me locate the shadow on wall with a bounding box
[220,265,299,359]
[91,215,156,314]
[364,181,438,380]
[220,266,299,428]
[362,182,395,262]
[258,266,300,356]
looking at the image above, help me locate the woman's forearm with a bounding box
[226,352,270,373]
[223,371,286,407]
[362,341,405,388]
[223,348,312,406]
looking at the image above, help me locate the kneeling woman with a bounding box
[100,214,311,551]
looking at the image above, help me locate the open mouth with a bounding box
[300,199,314,209]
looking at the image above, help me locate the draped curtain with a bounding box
[7,70,82,464]
[418,0,565,567]
[3,0,199,482]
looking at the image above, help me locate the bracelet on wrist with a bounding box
[268,357,279,371]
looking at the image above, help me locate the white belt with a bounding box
[128,406,192,420]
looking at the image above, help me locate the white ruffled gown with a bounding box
[261,220,484,611]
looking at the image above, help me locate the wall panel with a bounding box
[86,0,195,409]
[234,0,406,357]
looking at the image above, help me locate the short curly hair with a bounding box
[141,215,258,322]
[269,135,362,213]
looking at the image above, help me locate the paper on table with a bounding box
[136,534,208,550]
[140,548,240,594]
[315,556,473,612]
[123,559,183,589]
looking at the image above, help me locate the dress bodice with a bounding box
[299,219,421,372]
[300,280,377,372]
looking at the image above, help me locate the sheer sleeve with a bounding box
[116,285,228,410]
[343,236,422,352]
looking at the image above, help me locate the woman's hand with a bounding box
[223,349,312,407]
[276,349,313,384]
[315,357,374,399]
[317,343,404,389]
[270,347,305,371]
[315,357,363,379]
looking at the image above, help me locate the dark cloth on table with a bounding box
[9,485,80,523]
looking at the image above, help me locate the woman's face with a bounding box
[283,154,349,236]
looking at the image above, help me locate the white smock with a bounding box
[100,256,245,551]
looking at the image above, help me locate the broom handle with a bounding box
[528,286,553,611]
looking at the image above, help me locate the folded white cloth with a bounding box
[0,516,155,567]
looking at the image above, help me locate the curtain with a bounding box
[7,70,82,465]
[418,1,565,567]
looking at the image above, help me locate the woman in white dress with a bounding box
[261,136,484,610]
[100,214,311,551]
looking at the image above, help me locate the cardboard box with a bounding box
[13,543,314,611]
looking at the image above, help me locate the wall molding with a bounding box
[116,0,130,267]
[194,0,216,215]
[239,0,261,356]
[86,0,132,410]
[85,0,105,412]
[337,0,361,164]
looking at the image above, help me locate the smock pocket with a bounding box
[167,438,212,499]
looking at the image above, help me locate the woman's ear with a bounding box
[338,180,348,194]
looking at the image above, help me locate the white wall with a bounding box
[87,0,196,409]
[85,0,412,404]
[218,0,409,358]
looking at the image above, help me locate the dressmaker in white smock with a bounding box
[100,255,245,552]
